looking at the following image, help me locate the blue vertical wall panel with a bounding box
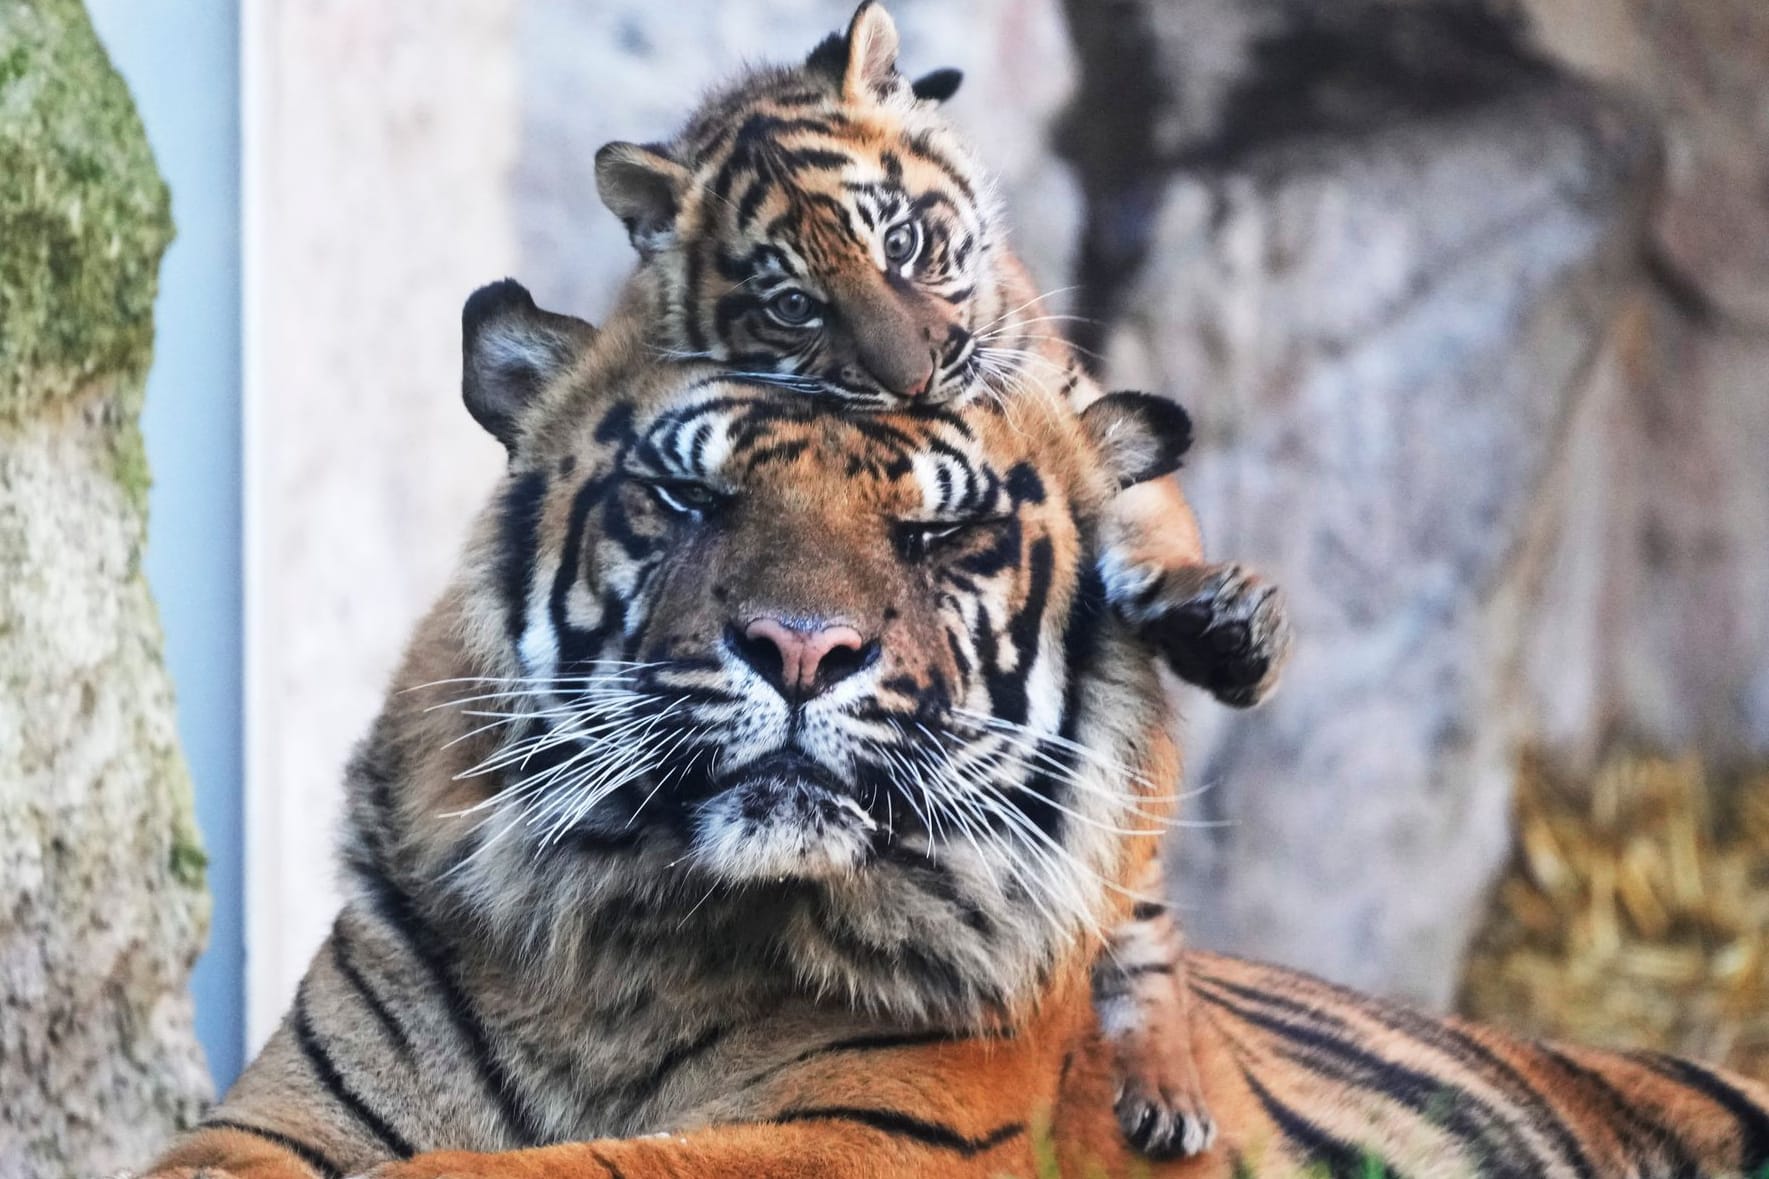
[86,0,246,1091]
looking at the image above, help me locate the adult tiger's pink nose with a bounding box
[734,617,874,700]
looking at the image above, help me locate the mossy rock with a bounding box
[0,0,173,425]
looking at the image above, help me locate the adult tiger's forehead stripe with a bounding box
[630,394,985,495]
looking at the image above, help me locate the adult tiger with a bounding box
[591,3,1291,1152]
[143,281,1769,1179]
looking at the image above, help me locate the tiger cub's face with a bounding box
[595,2,1004,412]
[457,281,1183,907]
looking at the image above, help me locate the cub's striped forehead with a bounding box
[672,77,996,269]
[680,79,986,201]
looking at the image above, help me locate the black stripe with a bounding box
[877,843,995,935]
[1122,962,1175,979]
[496,470,549,645]
[1195,979,1540,1175]
[201,1117,344,1179]
[292,987,415,1158]
[772,1107,1023,1155]
[981,534,1052,727]
[735,1028,983,1095]
[1535,1044,1701,1176]
[1240,1068,1394,1179]
[1633,1052,1769,1171]
[354,864,550,1144]
[331,922,415,1061]
[822,1028,995,1054]
[611,1022,730,1113]
[683,242,707,352]
[586,1145,629,1179]
[735,174,772,230]
[1202,970,1599,1179]
[901,130,977,203]
[778,146,852,173]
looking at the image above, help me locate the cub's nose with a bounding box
[903,354,937,399]
[732,616,876,701]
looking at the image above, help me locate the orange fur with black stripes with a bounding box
[591,4,1291,1151]
[141,281,1769,1179]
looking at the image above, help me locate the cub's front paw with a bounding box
[1135,563,1292,709]
[1114,1058,1218,1160]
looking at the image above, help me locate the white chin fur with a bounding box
[692,776,878,882]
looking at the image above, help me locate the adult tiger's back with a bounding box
[1055,953,1769,1178]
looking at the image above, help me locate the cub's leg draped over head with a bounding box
[590,1,1294,1151]
[141,281,1769,1179]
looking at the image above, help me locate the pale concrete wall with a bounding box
[243,0,520,1046]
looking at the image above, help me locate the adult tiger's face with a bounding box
[454,281,1182,917]
[594,3,1002,411]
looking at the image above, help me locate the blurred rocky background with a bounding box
[239,0,1769,1079]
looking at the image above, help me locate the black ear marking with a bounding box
[1078,391,1194,488]
[462,279,596,456]
[911,68,963,103]
[804,31,849,81]
[594,141,689,259]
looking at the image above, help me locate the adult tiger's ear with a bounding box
[594,141,689,259]
[1079,391,1195,489]
[840,1,901,102]
[910,68,962,104]
[462,279,596,455]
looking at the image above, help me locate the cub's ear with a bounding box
[910,68,963,104]
[462,279,596,455]
[1079,391,1194,489]
[840,1,901,102]
[594,141,689,258]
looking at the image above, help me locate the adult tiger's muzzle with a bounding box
[692,750,882,882]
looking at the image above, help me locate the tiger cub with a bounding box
[587,1,1286,1156]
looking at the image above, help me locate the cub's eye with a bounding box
[767,289,821,327]
[882,220,922,267]
[894,517,1002,561]
[647,479,726,517]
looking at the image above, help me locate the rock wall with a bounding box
[1513,0,1769,773]
[1062,0,1769,1004]
[1059,0,1662,1006]
[0,1,210,1173]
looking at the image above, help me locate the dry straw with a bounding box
[1461,752,1769,1082]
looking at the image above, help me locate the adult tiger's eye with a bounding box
[883,220,921,266]
[768,289,818,326]
[648,479,725,517]
[893,517,1004,562]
